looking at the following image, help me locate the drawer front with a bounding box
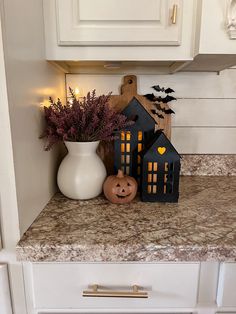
[217,263,236,307]
[32,263,199,310]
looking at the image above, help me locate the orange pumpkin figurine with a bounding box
[103,169,138,204]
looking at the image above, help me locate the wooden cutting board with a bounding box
[98,75,172,174]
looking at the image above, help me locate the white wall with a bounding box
[1,0,65,236]
[0,1,65,313]
[66,69,236,154]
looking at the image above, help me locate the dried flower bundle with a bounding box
[40,89,132,150]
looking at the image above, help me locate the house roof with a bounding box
[122,97,156,128]
[141,130,181,158]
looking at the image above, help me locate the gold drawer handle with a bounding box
[171,4,178,24]
[83,284,148,298]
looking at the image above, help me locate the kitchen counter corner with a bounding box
[16,176,236,262]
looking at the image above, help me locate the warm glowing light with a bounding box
[153,162,158,171]
[126,131,131,140]
[69,98,73,105]
[153,174,157,183]
[40,99,51,108]
[148,162,152,171]
[148,174,152,183]
[126,143,130,152]
[121,143,125,153]
[121,131,125,141]
[74,87,80,96]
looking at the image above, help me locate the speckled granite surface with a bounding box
[181,155,236,176]
[16,176,236,262]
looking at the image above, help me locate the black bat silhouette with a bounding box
[154,102,163,111]
[165,88,175,94]
[144,93,157,101]
[163,108,175,114]
[152,85,175,94]
[152,85,165,92]
[150,109,164,119]
[154,103,175,114]
[161,95,177,103]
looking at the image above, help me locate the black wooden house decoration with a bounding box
[141,131,181,203]
[114,97,156,184]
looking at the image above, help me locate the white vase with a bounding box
[57,141,107,200]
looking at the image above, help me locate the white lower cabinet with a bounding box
[217,263,236,307]
[24,262,236,314]
[30,263,199,312]
[0,264,12,314]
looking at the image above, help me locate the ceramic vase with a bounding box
[57,141,107,200]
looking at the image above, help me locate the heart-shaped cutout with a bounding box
[157,147,166,155]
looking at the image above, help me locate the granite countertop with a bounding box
[16,176,236,262]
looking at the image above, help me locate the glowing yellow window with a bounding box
[121,143,125,153]
[153,162,158,171]
[148,174,152,183]
[147,185,152,194]
[165,162,169,172]
[121,155,125,164]
[121,131,125,141]
[163,185,167,194]
[164,174,168,183]
[126,132,131,141]
[138,143,142,152]
[126,155,130,164]
[152,185,157,193]
[148,162,152,171]
[126,143,130,152]
[153,174,157,183]
[138,131,142,141]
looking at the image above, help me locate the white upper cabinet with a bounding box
[195,0,236,54]
[56,0,182,46]
[43,0,196,62]
[43,0,236,71]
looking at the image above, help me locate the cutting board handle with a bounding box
[121,75,138,96]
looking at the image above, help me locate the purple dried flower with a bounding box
[40,89,133,150]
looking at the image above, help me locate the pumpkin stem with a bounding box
[117,169,124,178]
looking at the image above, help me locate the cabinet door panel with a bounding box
[217,263,236,307]
[0,264,12,314]
[78,0,161,21]
[56,0,182,46]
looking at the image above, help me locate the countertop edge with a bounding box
[16,243,236,262]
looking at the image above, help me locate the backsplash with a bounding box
[181,155,236,176]
[66,69,236,155]
[66,69,236,176]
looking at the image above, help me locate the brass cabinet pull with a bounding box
[171,4,178,24]
[83,284,148,298]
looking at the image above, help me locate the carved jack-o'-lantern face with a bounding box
[103,170,138,204]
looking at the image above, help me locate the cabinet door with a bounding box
[0,264,12,314]
[197,0,236,54]
[217,263,236,307]
[55,0,183,46]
